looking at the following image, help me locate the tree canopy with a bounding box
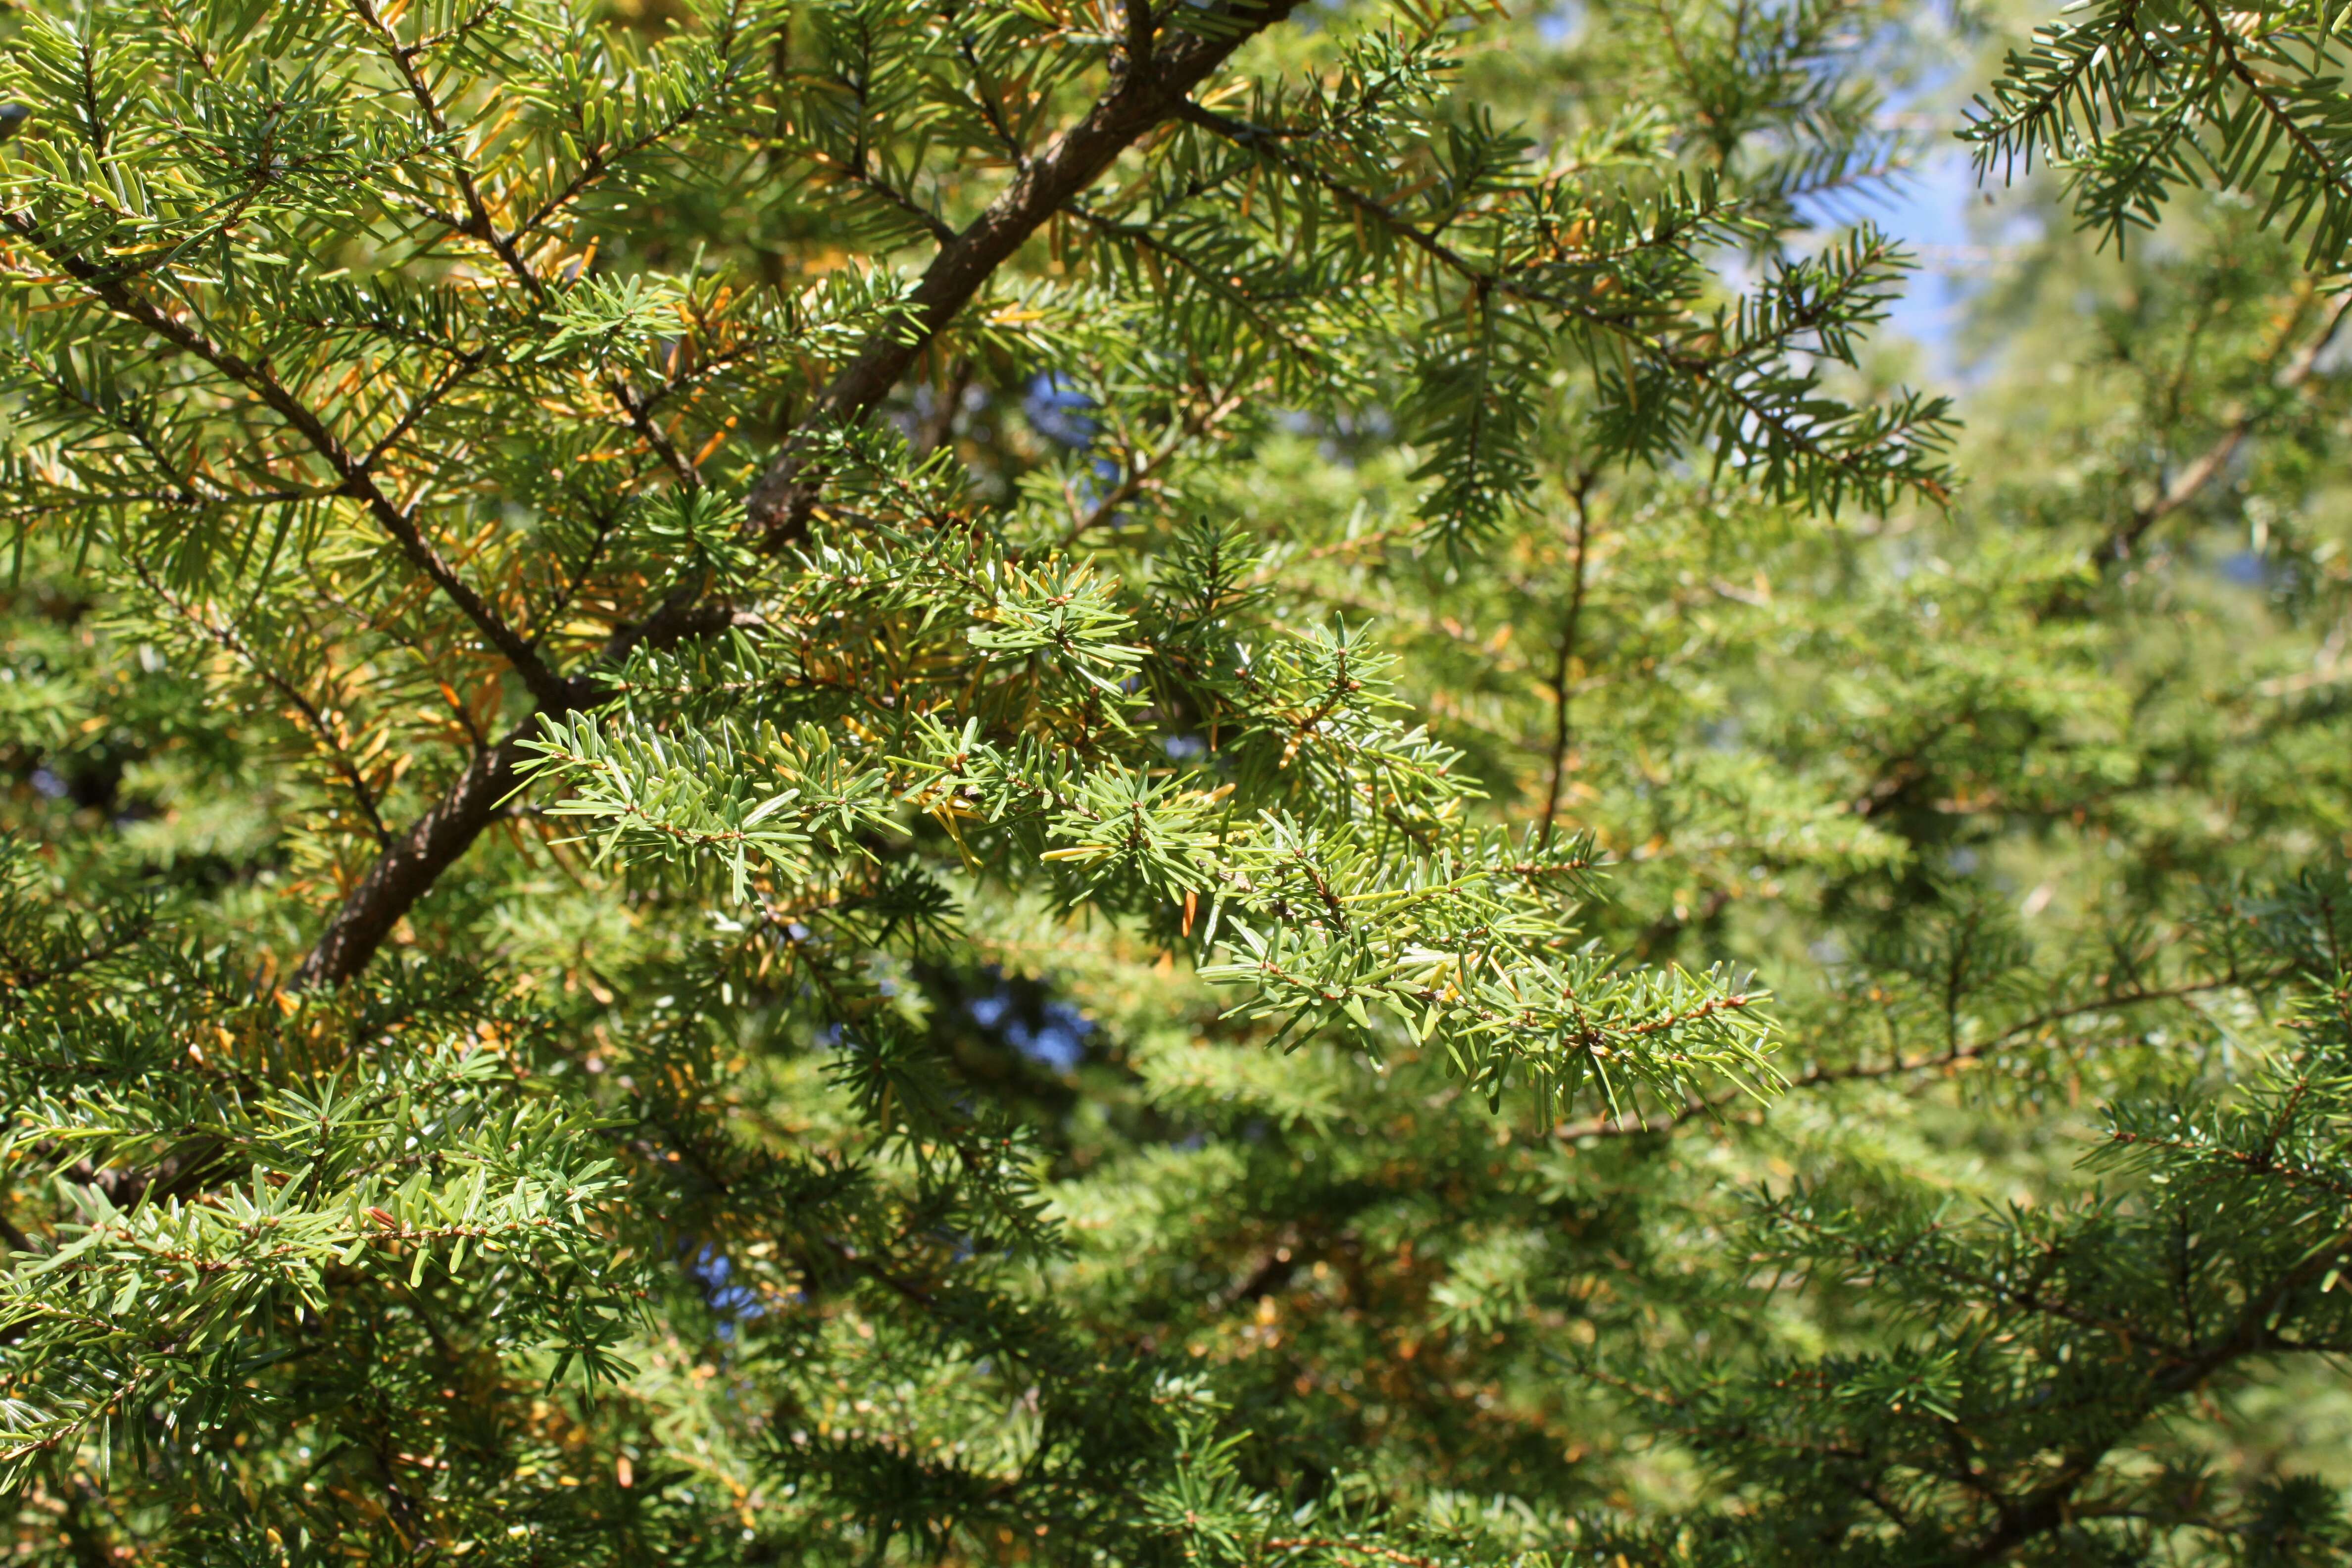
[4,0,2352,1563]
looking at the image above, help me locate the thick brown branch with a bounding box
[743,0,1304,539]
[1539,475,1596,845]
[294,726,539,987]
[296,3,1303,986]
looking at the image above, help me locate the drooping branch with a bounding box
[1174,102,1947,507]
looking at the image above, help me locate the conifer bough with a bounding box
[5,0,2349,1562]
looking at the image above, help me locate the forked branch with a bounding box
[297,0,1307,986]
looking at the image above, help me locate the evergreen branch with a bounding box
[2186,0,2352,241]
[2108,288,2352,557]
[352,0,710,498]
[1551,967,2293,1141]
[0,214,576,712]
[296,0,1311,989]
[1950,1210,2352,1565]
[1065,203,1340,367]
[1175,101,1949,512]
[350,0,544,299]
[125,563,394,849]
[743,0,1309,539]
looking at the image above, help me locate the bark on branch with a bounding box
[741,0,1302,541]
[2108,292,2352,559]
[294,0,1303,986]
[0,213,577,715]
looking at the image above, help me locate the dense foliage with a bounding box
[3,0,2352,1562]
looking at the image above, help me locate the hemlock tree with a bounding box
[3,0,2352,1564]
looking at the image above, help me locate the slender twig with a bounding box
[1552,968,2295,1142]
[1539,474,1597,845]
[0,212,577,713]
[806,147,958,245]
[1056,383,1251,549]
[130,565,394,848]
[2109,291,2352,558]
